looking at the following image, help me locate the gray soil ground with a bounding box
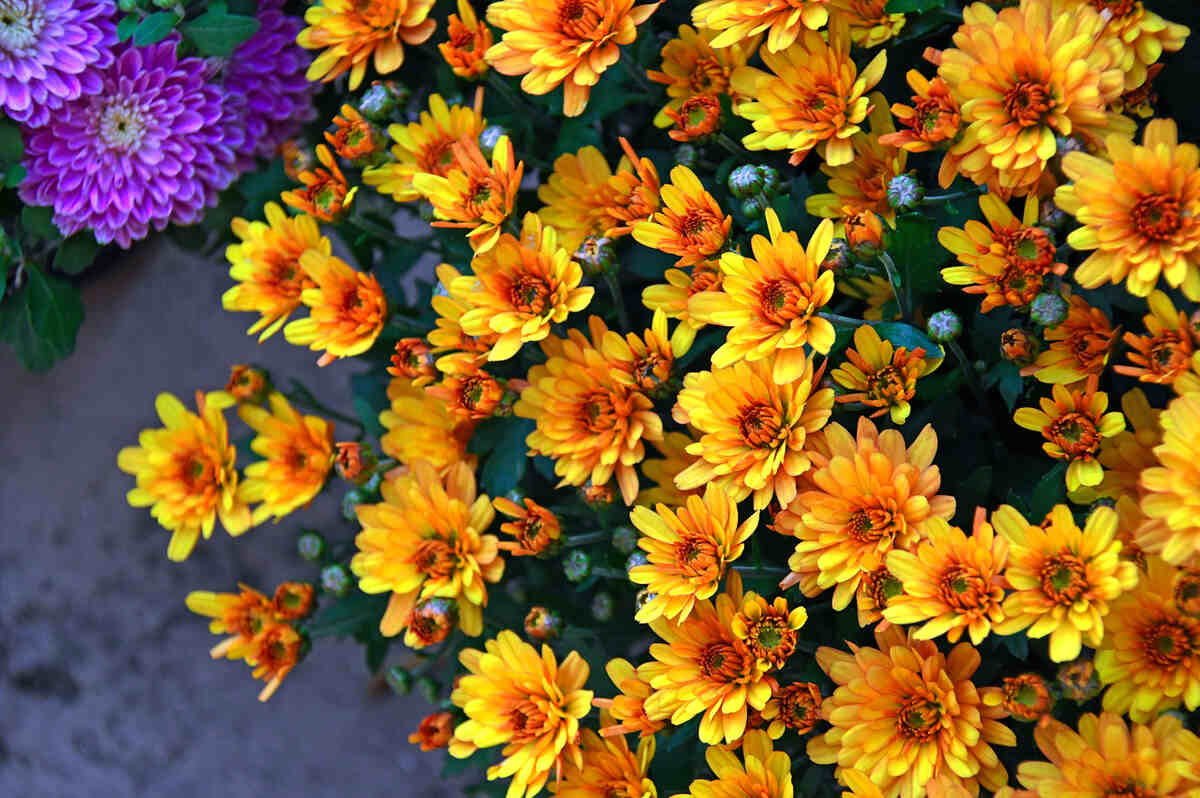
[0,238,465,797]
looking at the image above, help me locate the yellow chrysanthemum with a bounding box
[298,0,436,90]
[693,0,828,52]
[806,99,907,225]
[283,251,387,367]
[730,591,807,671]
[428,263,501,374]
[689,211,837,381]
[731,15,886,166]
[637,431,701,508]
[380,377,476,473]
[673,352,834,510]
[485,0,660,117]
[552,721,656,798]
[1070,387,1161,504]
[413,135,523,253]
[677,730,792,798]
[632,165,731,267]
[777,417,955,612]
[832,324,942,424]
[1115,290,1197,386]
[449,630,593,798]
[594,658,667,739]
[829,0,905,48]
[1139,393,1200,566]
[185,583,272,663]
[439,0,493,80]
[642,260,723,355]
[351,461,503,638]
[629,483,758,623]
[808,624,1016,798]
[236,392,334,525]
[1019,294,1117,384]
[647,24,758,128]
[1061,0,1189,90]
[1057,119,1200,300]
[1013,376,1127,492]
[222,203,328,342]
[117,391,251,561]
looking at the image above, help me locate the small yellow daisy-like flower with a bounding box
[637,431,700,508]
[629,483,758,623]
[379,377,476,473]
[552,721,656,798]
[283,250,387,367]
[642,260,723,355]
[647,24,758,128]
[449,630,593,798]
[632,165,731,267]
[878,70,961,156]
[428,263,501,374]
[236,392,334,525]
[1013,376,1127,492]
[118,391,251,562]
[689,211,837,382]
[829,0,905,48]
[677,730,792,798]
[438,0,493,80]
[832,324,941,425]
[452,212,594,362]
[730,591,807,671]
[493,496,561,556]
[298,0,436,90]
[806,99,908,225]
[1115,290,1196,386]
[673,351,834,510]
[1020,294,1117,384]
[280,144,358,222]
[485,0,661,117]
[731,15,886,166]
[809,624,1015,798]
[185,583,273,663]
[692,0,828,53]
[601,310,677,397]
[363,91,486,203]
[1139,392,1200,566]
[1061,0,1189,91]
[412,135,524,253]
[1070,387,1160,505]
[593,658,666,739]
[222,202,328,342]
[991,504,1138,662]
[1057,119,1200,300]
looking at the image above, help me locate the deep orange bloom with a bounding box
[1020,294,1118,384]
[601,310,676,397]
[692,0,828,52]
[493,496,562,556]
[246,623,302,702]
[1116,290,1196,385]
[425,366,507,422]
[272,582,316,621]
[298,0,436,90]
[409,712,455,750]
[831,324,941,424]
[388,338,437,384]
[283,250,387,367]
[993,674,1053,723]
[593,658,666,738]
[1013,376,1126,492]
[237,392,335,524]
[665,94,723,142]
[879,70,961,155]
[601,138,662,237]
[225,364,269,404]
[281,144,357,222]
[647,24,758,128]
[632,165,731,267]
[412,135,523,253]
[762,682,822,738]
[324,104,382,164]
[438,0,492,79]
[1000,329,1038,366]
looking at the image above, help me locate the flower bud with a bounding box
[821,238,851,273]
[591,592,614,622]
[625,551,649,574]
[563,550,592,582]
[297,530,326,562]
[1000,328,1039,366]
[280,139,314,182]
[741,195,768,219]
[407,598,457,647]
[225,364,270,404]
[409,712,455,751]
[674,143,699,170]
[610,525,637,554]
[1056,658,1100,703]
[273,582,316,620]
[574,236,617,277]
[845,210,884,259]
[320,563,353,597]
[886,174,924,212]
[341,489,365,521]
[386,665,414,695]
[414,676,440,704]
[479,125,509,160]
[665,94,722,142]
[755,165,782,197]
[358,81,408,122]
[524,606,563,640]
[335,441,377,484]
[580,481,615,508]
[1000,673,1053,722]
[925,309,962,343]
[1030,292,1068,327]
[728,164,764,199]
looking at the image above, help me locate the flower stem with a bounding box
[285,381,364,433]
[819,311,870,328]
[486,72,539,118]
[603,272,631,332]
[620,49,655,94]
[563,531,609,548]
[922,186,985,204]
[714,132,744,158]
[345,213,399,243]
[592,566,629,581]
[947,340,987,406]
[878,252,911,321]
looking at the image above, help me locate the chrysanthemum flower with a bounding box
[633,165,731,267]
[363,91,486,203]
[451,213,593,361]
[1056,119,1200,300]
[388,338,437,385]
[413,135,523,253]
[690,211,836,381]
[878,70,961,156]
[298,0,436,90]
[594,658,666,738]
[449,630,593,798]
[272,582,315,621]
[832,324,941,424]
[777,417,954,611]
[351,461,502,638]
[673,352,834,510]
[236,392,334,525]
[284,250,387,366]
[222,203,329,342]
[601,310,676,397]
[629,484,758,623]
[855,565,905,627]
[762,681,822,738]
[643,260,724,355]
[647,25,758,128]
[990,673,1053,723]
[600,138,663,238]
[280,144,358,222]
[484,0,661,117]
[536,145,624,249]
[693,0,828,52]
[439,0,493,79]
[841,209,886,260]
[410,711,455,751]
[20,41,237,248]
[245,622,302,702]
[1116,290,1196,386]
[118,391,251,561]
[553,721,656,798]
[808,624,1015,798]
[324,104,383,165]
[678,730,792,798]
[493,496,561,556]
[1062,0,1189,90]
[731,591,807,671]
[380,377,476,472]
[934,0,1134,197]
[665,94,724,142]
[425,366,507,421]
[1013,376,1126,492]
[1139,393,1200,566]
[829,0,905,48]
[428,263,502,374]
[939,195,1068,313]
[404,597,458,649]
[225,365,270,405]
[992,504,1139,661]
[1176,567,1200,618]
[1020,294,1117,384]
[185,584,273,662]
[637,431,700,508]
[806,100,908,225]
[731,16,886,166]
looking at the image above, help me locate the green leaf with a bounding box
[53,233,101,275]
[304,591,388,639]
[350,372,388,439]
[25,263,84,357]
[871,321,945,360]
[0,278,74,372]
[3,163,25,187]
[479,418,535,498]
[1029,462,1068,521]
[133,12,181,46]
[886,213,944,302]
[1000,633,1029,660]
[625,241,675,281]
[985,361,1024,410]
[554,116,602,158]
[885,0,945,11]
[116,12,138,42]
[20,205,58,241]
[182,10,261,57]
[956,465,993,520]
[0,121,22,164]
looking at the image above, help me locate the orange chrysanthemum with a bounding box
[389,337,437,385]
[1062,0,1189,90]
[1013,376,1126,492]
[553,720,656,798]
[831,324,941,424]
[806,99,908,225]
[692,0,828,53]
[602,310,677,397]
[762,681,822,738]
[412,135,523,253]
[280,144,358,222]
[677,731,793,798]
[324,104,383,164]
[1115,290,1196,385]
[665,94,723,142]
[632,165,731,267]
[642,260,724,355]
[730,590,807,671]
[283,250,387,366]
[185,583,273,663]
[600,138,663,238]
[428,263,501,374]
[236,392,334,525]
[409,711,455,751]
[439,0,492,79]
[299,0,435,88]
[424,366,507,421]
[1020,294,1117,384]
[990,673,1053,723]
[647,24,758,128]
[878,70,961,155]
[380,377,476,472]
[593,658,666,738]
[829,0,905,48]
[1139,393,1200,566]
[493,496,561,556]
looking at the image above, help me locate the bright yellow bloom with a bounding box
[1070,387,1160,505]
[629,483,758,623]
[1013,376,1126,492]
[428,263,501,374]
[637,431,700,508]
[552,721,656,798]
[992,504,1138,662]
[593,658,667,738]
[380,377,476,472]
[829,0,905,48]
[1062,0,1189,90]
[284,250,387,367]
[689,211,837,381]
[222,203,328,342]
[731,16,886,166]
[832,324,941,424]
[280,144,358,222]
[1057,119,1200,300]
[351,461,503,638]
[449,630,593,798]
[485,0,661,117]
[1115,290,1196,385]
[642,260,723,355]
[808,624,1016,798]
[678,731,792,798]
[413,135,523,253]
[806,99,907,225]
[185,583,273,663]
[439,0,493,79]
[673,352,834,510]
[298,0,436,90]
[1020,294,1117,384]
[363,91,486,203]
[236,392,334,525]
[693,0,828,52]
[777,417,954,612]
[647,24,758,128]
[730,591,807,671]
[633,165,731,267]
[935,0,1134,197]
[118,391,251,561]
[1140,393,1200,566]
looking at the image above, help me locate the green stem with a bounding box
[731,564,791,578]
[620,48,655,94]
[563,531,609,548]
[345,213,399,243]
[486,72,538,117]
[713,133,743,158]
[819,311,870,328]
[603,272,631,331]
[285,383,364,433]
[947,340,987,406]
[922,187,985,204]
[878,252,910,321]
[592,566,629,581]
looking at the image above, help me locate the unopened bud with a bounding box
[563,550,592,582]
[575,236,617,277]
[479,125,509,159]
[755,165,782,198]
[728,164,764,199]
[591,592,614,622]
[386,665,413,694]
[358,81,408,122]
[1030,292,1068,327]
[625,551,649,574]
[741,195,768,219]
[225,364,270,404]
[674,143,699,170]
[524,606,563,640]
[821,238,851,273]
[610,525,637,554]
[886,174,924,212]
[925,309,962,343]
[297,530,326,562]
[320,563,353,597]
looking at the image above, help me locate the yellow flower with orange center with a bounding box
[637,431,700,508]
[730,591,807,671]
[601,138,663,237]
[363,91,486,203]
[428,263,501,374]
[878,70,961,156]
[298,0,436,89]
[1139,392,1200,566]
[642,260,723,355]
[629,483,758,623]
[493,496,562,556]
[185,583,273,662]
[1115,290,1196,385]
[832,324,941,424]
[222,202,327,342]
[689,211,837,382]
[413,135,523,253]
[647,25,758,128]
[1057,119,1200,300]
[601,310,677,397]
[673,351,834,510]
[939,195,1068,313]
[777,416,955,612]
[552,720,656,798]
[633,165,731,267]
[485,0,661,117]
[693,0,828,52]
[424,366,507,421]
[283,250,387,367]
[118,391,252,561]
[1013,376,1127,492]
[808,624,1016,798]
[830,0,905,48]
[439,0,493,79]
[934,0,1134,197]
[1062,0,1189,90]
[1019,294,1117,384]
[449,630,593,798]
[236,392,334,525]
[280,144,358,222]
[379,377,477,472]
[992,504,1139,661]
[731,16,886,167]
[350,460,503,638]
[677,730,792,798]
[806,99,908,225]
[593,658,666,739]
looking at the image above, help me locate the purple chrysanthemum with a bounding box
[20,40,237,248]
[0,0,116,127]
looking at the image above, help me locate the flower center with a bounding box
[896,696,942,741]
[866,365,908,403]
[1090,0,1135,17]
[98,99,149,152]
[697,641,747,682]
[580,390,619,433]
[1175,573,1200,617]
[998,264,1044,304]
[737,402,785,449]
[0,0,43,54]
[1003,81,1055,127]
[1039,554,1089,604]
[1142,620,1194,666]
[758,278,809,325]
[673,535,721,580]
[777,684,820,733]
[937,565,991,612]
[745,616,796,666]
[557,0,600,39]
[1147,333,1189,376]
[1130,194,1183,241]
[679,208,719,241]
[688,57,728,95]
[1103,781,1159,798]
[509,275,551,315]
[506,699,551,743]
[412,539,456,578]
[863,566,904,608]
[420,137,457,176]
[1048,412,1101,458]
